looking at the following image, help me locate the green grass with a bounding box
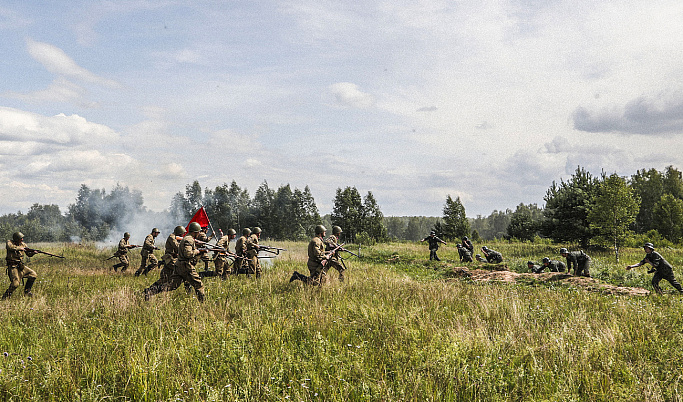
[0,241,682,401]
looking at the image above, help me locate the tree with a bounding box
[588,173,640,261]
[630,168,664,233]
[506,203,543,241]
[251,181,275,233]
[542,166,598,248]
[331,187,364,242]
[360,191,386,241]
[653,194,683,243]
[441,195,469,240]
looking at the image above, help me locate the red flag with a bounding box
[186,207,210,232]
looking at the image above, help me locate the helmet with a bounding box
[559,248,568,254]
[252,227,262,234]
[542,257,550,264]
[315,225,327,235]
[644,242,655,250]
[174,226,186,236]
[482,246,489,252]
[12,232,24,242]
[456,244,462,248]
[124,232,130,238]
[462,236,468,241]
[332,226,342,235]
[227,229,237,236]
[189,222,202,233]
[430,231,435,235]
[527,261,534,266]
[152,227,160,233]
[242,228,252,237]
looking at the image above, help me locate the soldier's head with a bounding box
[151,227,160,237]
[462,236,468,241]
[559,247,568,256]
[188,222,202,237]
[456,244,462,248]
[174,226,186,236]
[332,226,343,236]
[542,257,551,266]
[482,246,489,252]
[252,227,262,237]
[242,228,252,237]
[315,224,327,237]
[643,242,655,252]
[124,232,130,239]
[527,261,534,267]
[12,232,24,243]
[430,231,435,237]
[227,228,237,239]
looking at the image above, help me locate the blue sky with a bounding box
[2,0,683,218]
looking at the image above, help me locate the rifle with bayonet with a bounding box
[259,245,287,255]
[25,248,65,259]
[104,244,142,261]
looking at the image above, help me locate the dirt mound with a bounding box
[448,266,650,296]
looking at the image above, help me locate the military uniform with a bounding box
[641,250,683,295]
[325,233,345,281]
[114,237,131,272]
[235,234,249,274]
[422,234,446,261]
[145,233,206,302]
[144,233,180,294]
[135,233,158,276]
[197,231,212,271]
[462,238,474,254]
[484,249,503,264]
[246,233,261,277]
[529,263,543,274]
[565,251,590,277]
[3,239,37,299]
[214,234,233,278]
[544,260,566,273]
[306,236,328,285]
[457,245,473,262]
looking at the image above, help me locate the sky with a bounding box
[2,0,683,218]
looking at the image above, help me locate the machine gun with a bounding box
[259,245,287,255]
[25,248,65,259]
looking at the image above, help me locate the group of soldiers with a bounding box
[5,227,683,299]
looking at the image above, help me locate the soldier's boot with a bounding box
[184,282,192,294]
[112,263,123,272]
[289,271,301,283]
[23,278,35,297]
[195,289,205,303]
[338,271,345,282]
[2,286,17,300]
[142,263,156,276]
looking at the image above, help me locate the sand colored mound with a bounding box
[448,266,650,296]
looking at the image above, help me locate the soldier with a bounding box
[325,226,346,282]
[234,228,251,275]
[528,261,543,274]
[197,226,213,271]
[542,257,566,273]
[627,242,683,295]
[246,227,262,278]
[481,246,503,263]
[112,232,136,272]
[560,248,591,277]
[215,229,237,279]
[135,228,160,276]
[462,236,474,254]
[144,225,185,295]
[421,231,447,261]
[3,232,38,299]
[290,225,328,285]
[456,243,473,262]
[144,222,208,302]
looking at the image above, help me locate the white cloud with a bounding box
[329,82,374,109]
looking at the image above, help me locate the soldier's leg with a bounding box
[120,255,130,272]
[135,254,147,276]
[2,266,21,300]
[142,255,158,275]
[255,258,262,278]
[580,260,591,277]
[652,272,664,295]
[214,258,224,277]
[663,270,683,293]
[21,266,37,297]
[181,266,205,302]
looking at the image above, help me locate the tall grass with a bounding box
[0,241,681,401]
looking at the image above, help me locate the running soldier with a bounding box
[215,229,237,279]
[135,228,160,276]
[246,227,262,278]
[421,231,447,261]
[325,226,346,282]
[197,226,213,271]
[112,232,136,272]
[2,232,38,299]
[143,225,185,295]
[626,242,683,295]
[144,222,208,302]
[290,225,328,285]
[234,228,251,275]
[560,248,591,277]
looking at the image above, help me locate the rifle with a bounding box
[25,248,65,259]
[259,245,287,255]
[104,245,141,261]
[337,245,359,258]
[323,243,345,264]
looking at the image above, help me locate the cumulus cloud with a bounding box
[329,82,374,109]
[573,91,683,135]
[26,38,119,87]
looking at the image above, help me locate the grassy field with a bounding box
[0,240,682,401]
